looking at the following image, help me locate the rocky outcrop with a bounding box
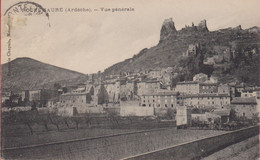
[197,19,209,32]
[160,18,177,42]
[234,25,242,31]
[247,26,260,33]
[179,20,208,33]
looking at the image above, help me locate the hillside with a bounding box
[103,19,260,85]
[1,57,86,91]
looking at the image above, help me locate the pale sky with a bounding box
[1,0,260,74]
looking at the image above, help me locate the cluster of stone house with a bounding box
[141,82,230,109]
[46,71,259,120]
[2,65,259,121]
[139,72,259,120]
[59,85,96,107]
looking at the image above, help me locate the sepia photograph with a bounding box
[1,0,260,159]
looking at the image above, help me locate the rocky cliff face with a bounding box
[104,18,260,85]
[160,18,177,42]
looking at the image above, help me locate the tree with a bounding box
[97,84,109,104]
[107,111,120,127]
[63,116,72,129]
[165,108,176,120]
[251,113,259,125]
[229,108,237,121]
[37,113,51,131]
[17,111,37,135]
[84,114,92,128]
[31,100,38,111]
[49,114,63,131]
[54,83,62,90]
[62,87,68,93]
[71,116,84,130]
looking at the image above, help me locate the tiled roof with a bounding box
[243,88,260,92]
[142,91,178,96]
[177,81,198,85]
[180,93,230,98]
[194,73,207,77]
[62,92,88,96]
[199,82,218,86]
[212,109,231,116]
[231,97,257,104]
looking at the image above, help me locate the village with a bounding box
[2,65,260,129]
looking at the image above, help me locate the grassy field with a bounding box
[202,135,259,160]
[2,128,228,160]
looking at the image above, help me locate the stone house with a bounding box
[140,91,179,108]
[22,89,54,106]
[183,44,200,57]
[104,80,137,103]
[137,80,162,96]
[175,81,200,94]
[241,88,260,98]
[230,97,258,119]
[60,90,96,107]
[104,82,120,103]
[199,82,218,93]
[148,69,162,79]
[176,106,192,127]
[203,56,216,65]
[193,73,208,82]
[60,93,93,107]
[218,84,230,94]
[120,81,137,101]
[181,93,230,109]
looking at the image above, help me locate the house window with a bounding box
[171,104,173,107]
[165,104,168,107]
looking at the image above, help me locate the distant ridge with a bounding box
[1,57,85,91]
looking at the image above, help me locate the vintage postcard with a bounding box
[1,0,260,159]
